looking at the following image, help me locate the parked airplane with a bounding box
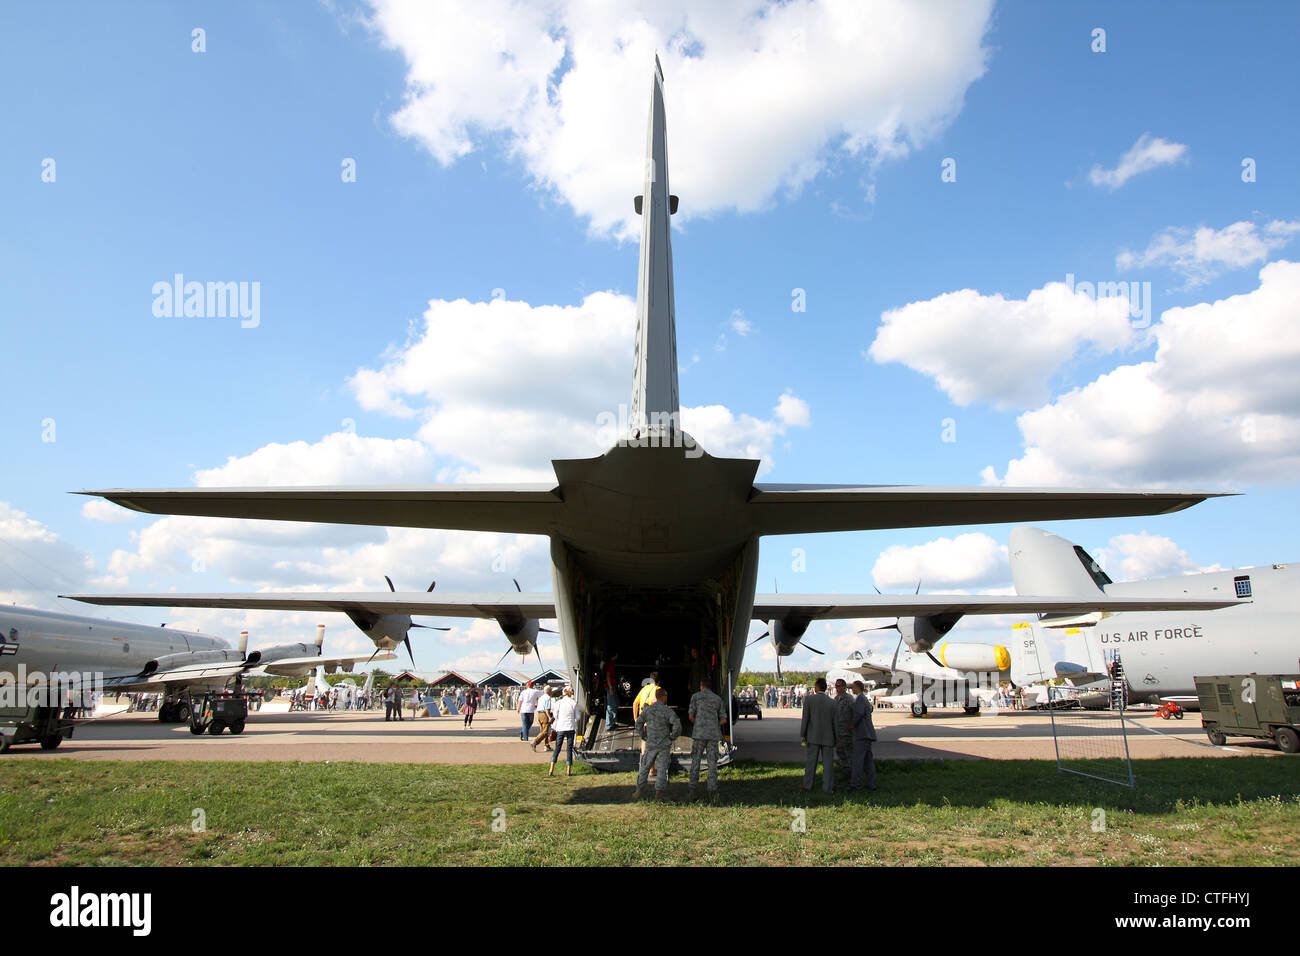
[65,61,1233,761]
[0,606,392,725]
[1007,525,1291,705]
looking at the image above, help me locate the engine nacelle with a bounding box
[937,642,1011,673]
[352,613,415,651]
[141,648,244,676]
[771,618,809,656]
[899,615,960,653]
[250,642,320,666]
[500,617,538,656]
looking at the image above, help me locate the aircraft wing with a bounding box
[63,591,558,621]
[747,485,1231,535]
[99,661,252,694]
[256,651,396,677]
[751,594,1239,621]
[75,485,564,534]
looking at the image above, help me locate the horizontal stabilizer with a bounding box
[75,485,564,534]
[748,485,1233,536]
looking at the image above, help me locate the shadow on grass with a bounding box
[559,757,1300,814]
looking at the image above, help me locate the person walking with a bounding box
[634,688,681,801]
[518,681,541,741]
[463,685,480,728]
[800,678,837,794]
[632,671,661,778]
[849,680,878,791]
[393,683,404,721]
[687,677,727,802]
[549,687,580,776]
[531,687,555,751]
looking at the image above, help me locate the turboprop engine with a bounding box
[140,647,244,677]
[745,617,824,679]
[249,624,327,667]
[501,617,540,657]
[343,577,450,666]
[897,615,962,653]
[492,580,554,664]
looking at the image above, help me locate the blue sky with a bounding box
[2,0,1297,672]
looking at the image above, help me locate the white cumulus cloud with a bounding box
[982,260,1300,487]
[867,280,1137,409]
[872,532,1009,591]
[367,0,994,237]
[1096,531,1221,581]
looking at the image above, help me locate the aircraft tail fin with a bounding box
[1009,526,1112,598]
[628,59,681,441]
[1060,627,1109,679]
[1008,622,1053,686]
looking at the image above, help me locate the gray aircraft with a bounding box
[1007,526,1293,705]
[65,61,1233,757]
[0,606,392,726]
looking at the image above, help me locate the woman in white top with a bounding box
[548,688,580,776]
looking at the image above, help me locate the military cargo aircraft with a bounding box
[1007,525,1290,706]
[65,61,1234,762]
[0,605,392,729]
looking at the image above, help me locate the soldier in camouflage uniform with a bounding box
[833,678,854,786]
[687,677,727,801]
[634,688,681,800]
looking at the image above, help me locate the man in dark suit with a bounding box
[850,680,878,791]
[800,678,837,793]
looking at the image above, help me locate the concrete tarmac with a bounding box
[4,701,1282,763]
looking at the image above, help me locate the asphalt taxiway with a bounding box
[5,702,1282,763]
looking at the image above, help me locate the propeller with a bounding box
[382,576,451,668]
[513,579,555,633]
[856,580,922,637]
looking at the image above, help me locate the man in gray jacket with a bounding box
[800,678,837,793]
[850,680,878,791]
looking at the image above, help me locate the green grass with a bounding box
[1,758,1297,866]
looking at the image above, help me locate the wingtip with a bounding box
[654,52,664,84]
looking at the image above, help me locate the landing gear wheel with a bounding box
[1275,727,1299,754]
[1174,710,1183,720]
[1205,724,1227,747]
[208,719,226,736]
[174,702,192,724]
[189,722,205,735]
[40,735,62,750]
[911,701,928,717]
[227,721,245,736]
[964,705,980,716]
[158,704,173,722]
